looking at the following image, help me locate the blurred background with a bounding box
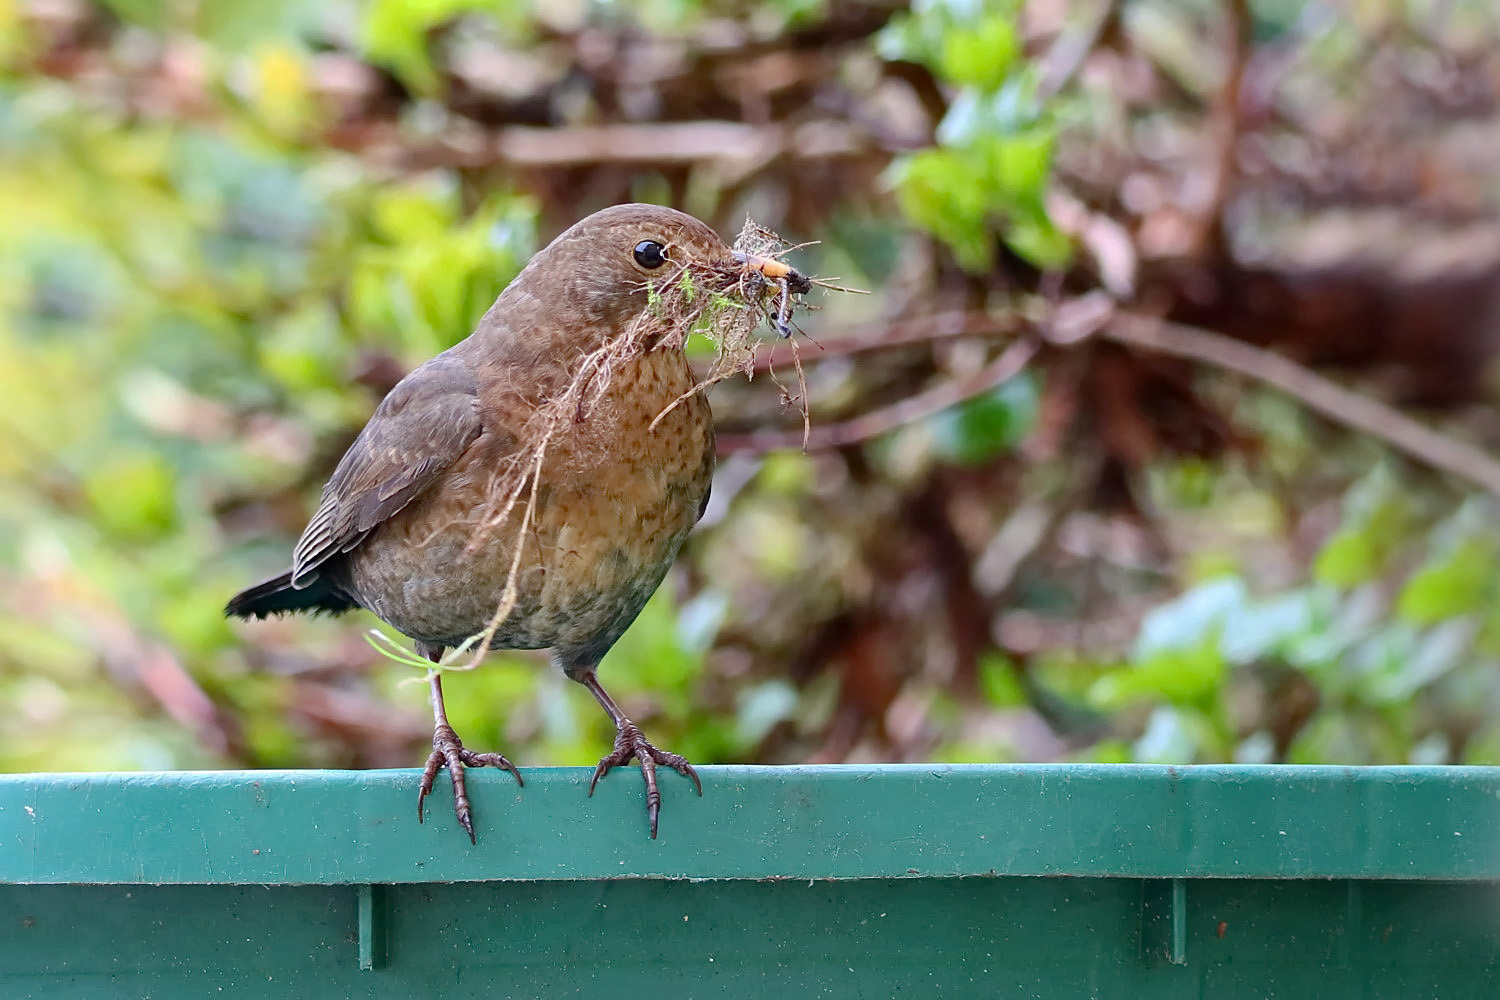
[3,0,1500,774]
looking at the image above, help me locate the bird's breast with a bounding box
[533,347,714,615]
[348,347,714,656]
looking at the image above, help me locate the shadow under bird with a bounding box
[227,203,808,841]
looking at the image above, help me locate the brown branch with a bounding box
[714,310,1021,380]
[493,120,868,166]
[718,337,1038,455]
[1101,314,1500,499]
[388,119,880,172]
[721,300,1500,497]
[1037,0,1118,101]
[1194,0,1252,260]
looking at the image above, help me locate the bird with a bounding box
[226,203,807,841]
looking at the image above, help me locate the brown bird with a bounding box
[226,204,807,841]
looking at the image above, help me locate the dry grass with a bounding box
[411,220,826,671]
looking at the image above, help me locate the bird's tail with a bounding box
[225,570,359,620]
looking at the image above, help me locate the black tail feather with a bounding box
[225,570,359,620]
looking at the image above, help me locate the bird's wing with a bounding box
[290,353,484,585]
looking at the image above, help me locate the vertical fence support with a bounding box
[1141,877,1188,966]
[357,883,385,971]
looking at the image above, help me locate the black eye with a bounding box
[633,240,668,269]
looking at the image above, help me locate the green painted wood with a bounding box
[1141,878,1189,966]
[3,765,1499,997]
[3,879,1498,997]
[3,764,1499,885]
[356,884,385,971]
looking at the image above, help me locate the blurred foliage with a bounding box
[2,0,1500,778]
[880,0,1069,269]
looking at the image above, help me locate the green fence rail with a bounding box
[3,765,1498,997]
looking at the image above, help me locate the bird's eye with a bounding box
[633,240,668,269]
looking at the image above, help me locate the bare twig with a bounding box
[1037,0,1118,101]
[720,296,1500,498]
[1194,0,1252,260]
[718,336,1039,454]
[723,310,1021,378]
[789,335,812,450]
[493,120,867,167]
[1102,314,1500,499]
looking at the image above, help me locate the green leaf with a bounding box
[84,451,178,539]
[1220,588,1328,665]
[1313,528,1381,587]
[989,131,1054,203]
[890,149,996,271]
[1133,706,1209,763]
[1093,639,1227,708]
[94,0,171,31]
[1003,212,1073,270]
[938,15,1019,90]
[978,654,1024,706]
[735,681,799,745]
[360,0,450,95]
[1397,543,1492,624]
[195,0,307,47]
[1134,577,1247,659]
[928,372,1038,465]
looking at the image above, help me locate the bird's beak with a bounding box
[733,250,812,295]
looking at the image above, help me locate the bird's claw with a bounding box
[588,721,701,839]
[417,723,523,844]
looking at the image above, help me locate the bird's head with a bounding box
[498,203,809,346]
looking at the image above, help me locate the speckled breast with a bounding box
[347,347,715,662]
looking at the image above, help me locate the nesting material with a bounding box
[421,220,822,670]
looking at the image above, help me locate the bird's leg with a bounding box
[570,668,702,838]
[417,662,523,844]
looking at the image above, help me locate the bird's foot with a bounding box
[417,723,523,844]
[588,720,702,839]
